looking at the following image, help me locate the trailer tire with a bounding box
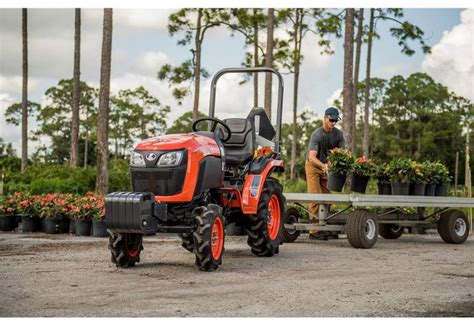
[108,232,143,268]
[346,209,378,249]
[282,207,301,243]
[245,179,285,257]
[178,232,194,252]
[193,204,225,271]
[378,224,403,239]
[438,209,470,244]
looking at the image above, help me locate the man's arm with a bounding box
[308,150,328,175]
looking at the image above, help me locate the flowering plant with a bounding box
[327,147,355,175]
[39,194,73,220]
[430,162,452,184]
[408,162,429,183]
[352,157,375,176]
[372,162,392,183]
[388,158,412,183]
[0,196,17,216]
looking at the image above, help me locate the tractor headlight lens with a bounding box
[157,151,183,167]
[130,151,145,167]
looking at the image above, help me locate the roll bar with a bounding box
[208,67,284,153]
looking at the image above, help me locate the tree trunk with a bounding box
[290,9,302,181]
[96,8,113,195]
[192,9,203,121]
[342,9,355,153]
[70,8,81,167]
[352,9,363,154]
[264,8,274,120]
[363,9,374,158]
[253,9,259,107]
[21,8,28,172]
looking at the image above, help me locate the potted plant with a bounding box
[327,147,355,192]
[408,162,428,196]
[431,162,452,196]
[72,195,95,236]
[388,158,412,195]
[92,196,107,237]
[351,157,374,193]
[18,193,42,232]
[39,194,71,234]
[423,161,437,196]
[372,162,392,195]
[0,195,17,232]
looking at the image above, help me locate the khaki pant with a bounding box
[305,159,330,223]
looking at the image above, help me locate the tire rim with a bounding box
[365,219,376,240]
[286,213,298,235]
[211,217,224,260]
[454,217,467,237]
[391,225,402,233]
[124,234,141,257]
[267,195,281,240]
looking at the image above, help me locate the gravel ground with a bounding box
[0,231,473,317]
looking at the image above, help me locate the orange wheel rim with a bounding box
[267,195,281,240]
[125,234,141,257]
[211,217,224,260]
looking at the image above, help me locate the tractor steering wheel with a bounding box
[192,117,232,142]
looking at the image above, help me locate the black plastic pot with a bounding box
[0,215,16,231]
[435,184,449,197]
[75,219,92,236]
[391,182,410,195]
[409,183,426,196]
[328,173,346,192]
[22,215,42,233]
[58,219,70,233]
[69,219,76,234]
[351,174,370,193]
[92,220,108,237]
[377,183,392,195]
[42,218,60,234]
[425,183,436,196]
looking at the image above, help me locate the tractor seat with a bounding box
[222,118,255,166]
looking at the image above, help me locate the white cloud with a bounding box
[326,88,342,107]
[422,9,474,101]
[374,63,411,78]
[0,93,21,150]
[133,51,171,76]
[0,76,41,97]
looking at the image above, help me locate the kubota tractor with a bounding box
[105,67,286,271]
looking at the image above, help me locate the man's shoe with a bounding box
[308,232,328,241]
[326,232,339,240]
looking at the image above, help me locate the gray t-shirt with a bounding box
[307,127,345,163]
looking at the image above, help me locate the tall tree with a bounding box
[351,9,364,153]
[70,8,81,167]
[158,9,230,120]
[362,9,431,156]
[264,8,275,119]
[21,8,28,172]
[342,9,355,153]
[363,9,374,158]
[96,8,113,195]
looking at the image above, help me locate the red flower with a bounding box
[7,207,13,213]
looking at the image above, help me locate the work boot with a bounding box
[308,232,328,241]
[326,232,339,240]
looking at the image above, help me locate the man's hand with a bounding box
[322,163,328,175]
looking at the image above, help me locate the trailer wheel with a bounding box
[379,224,403,239]
[282,207,301,243]
[245,179,285,257]
[108,232,143,268]
[346,209,378,249]
[193,204,225,271]
[438,209,470,244]
[178,232,194,252]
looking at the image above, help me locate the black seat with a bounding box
[222,118,255,166]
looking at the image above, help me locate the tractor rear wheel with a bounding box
[346,209,378,249]
[193,204,225,271]
[245,179,285,257]
[438,209,470,244]
[178,232,194,252]
[108,232,143,268]
[282,207,301,243]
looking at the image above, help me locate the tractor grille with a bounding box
[131,164,187,196]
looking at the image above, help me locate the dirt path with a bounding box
[0,232,473,317]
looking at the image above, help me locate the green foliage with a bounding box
[4,101,40,126]
[387,158,412,183]
[371,162,392,183]
[327,148,355,175]
[352,157,375,176]
[166,111,206,134]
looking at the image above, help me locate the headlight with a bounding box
[157,151,183,167]
[130,151,145,167]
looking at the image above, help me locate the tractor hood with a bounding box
[135,133,221,157]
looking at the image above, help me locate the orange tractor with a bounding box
[105,67,286,271]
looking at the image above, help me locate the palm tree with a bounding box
[21,8,28,172]
[96,8,113,194]
[70,8,81,167]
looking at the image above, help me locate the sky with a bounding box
[0,6,473,155]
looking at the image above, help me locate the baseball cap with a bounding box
[325,107,340,121]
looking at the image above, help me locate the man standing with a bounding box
[305,107,345,240]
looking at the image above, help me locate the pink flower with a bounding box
[7,207,13,213]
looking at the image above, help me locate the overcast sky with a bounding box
[0,7,472,154]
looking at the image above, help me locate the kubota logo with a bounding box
[145,153,157,161]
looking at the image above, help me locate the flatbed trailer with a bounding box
[282,193,474,249]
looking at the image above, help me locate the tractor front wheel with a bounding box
[108,232,143,268]
[245,179,285,257]
[178,232,194,252]
[193,204,225,271]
